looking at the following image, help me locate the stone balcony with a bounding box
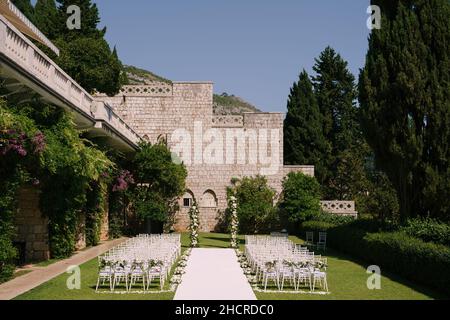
[0,13,141,152]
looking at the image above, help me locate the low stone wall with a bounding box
[320,201,358,218]
[14,186,50,263]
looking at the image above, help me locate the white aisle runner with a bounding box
[174,248,257,300]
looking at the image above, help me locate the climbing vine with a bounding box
[0,99,115,276]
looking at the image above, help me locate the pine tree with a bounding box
[312,47,363,199]
[284,70,329,178]
[11,0,35,23]
[56,0,105,39]
[34,0,61,40]
[359,0,450,220]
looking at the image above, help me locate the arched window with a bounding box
[182,190,194,208]
[200,190,217,208]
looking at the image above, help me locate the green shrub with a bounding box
[311,211,355,226]
[321,222,450,296]
[279,172,322,223]
[228,176,278,234]
[401,218,450,246]
[364,232,450,294]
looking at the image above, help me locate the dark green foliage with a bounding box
[56,0,104,39]
[17,0,126,95]
[312,47,364,199]
[363,232,450,296]
[131,142,187,226]
[359,0,450,220]
[0,101,46,281]
[1,101,113,260]
[310,211,355,226]
[303,218,450,295]
[54,37,123,95]
[228,176,278,234]
[0,174,21,283]
[85,182,106,247]
[400,218,450,246]
[11,0,35,23]
[284,70,328,173]
[34,0,60,40]
[278,172,322,224]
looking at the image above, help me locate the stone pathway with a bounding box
[0,238,126,300]
[174,248,256,300]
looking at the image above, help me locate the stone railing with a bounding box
[320,201,358,218]
[1,0,59,55]
[0,14,141,149]
[120,84,173,97]
[212,115,244,128]
[92,101,141,146]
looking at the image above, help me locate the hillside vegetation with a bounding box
[124,66,261,114]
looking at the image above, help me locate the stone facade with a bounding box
[14,186,50,263]
[96,83,314,232]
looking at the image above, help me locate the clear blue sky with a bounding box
[93,0,370,112]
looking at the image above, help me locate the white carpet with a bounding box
[174,248,256,300]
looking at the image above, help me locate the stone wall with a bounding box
[14,186,50,263]
[96,82,314,232]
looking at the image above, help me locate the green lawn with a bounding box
[14,233,441,300]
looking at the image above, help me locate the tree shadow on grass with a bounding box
[322,248,446,300]
[200,234,245,248]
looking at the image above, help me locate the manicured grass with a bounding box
[14,233,442,300]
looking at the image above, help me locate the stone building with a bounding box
[96,83,314,232]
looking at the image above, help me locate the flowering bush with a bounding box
[229,195,239,248]
[112,170,134,192]
[188,200,200,247]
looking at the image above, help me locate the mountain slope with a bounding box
[124,66,261,114]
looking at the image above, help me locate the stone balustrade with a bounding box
[0,13,141,150]
[320,201,358,218]
[92,101,142,146]
[212,115,244,128]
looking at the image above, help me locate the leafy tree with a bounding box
[359,0,450,220]
[131,142,187,233]
[228,176,278,234]
[284,70,329,177]
[279,172,322,225]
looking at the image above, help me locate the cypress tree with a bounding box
[359,0,450,220]
[284,70,329,179]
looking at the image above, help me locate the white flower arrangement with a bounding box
[229,194,239,248]
[188,198,200,248]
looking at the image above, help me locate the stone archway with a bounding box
[200,189,218,208]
